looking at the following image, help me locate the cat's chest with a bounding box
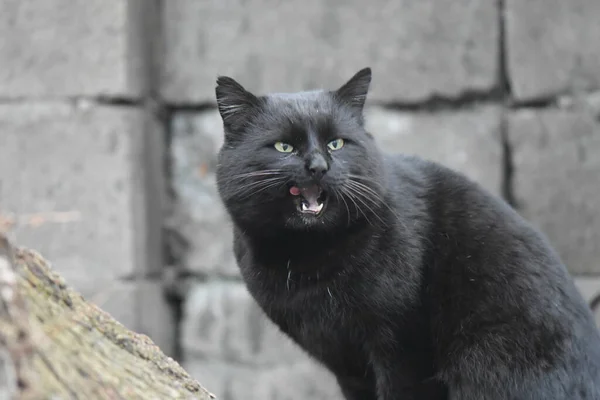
[276,288,370,372]
[242,256,362,330]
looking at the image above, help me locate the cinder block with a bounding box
[161,0,498,103]
[507,107,600,274]
[182,282,306,365]
[136,280,177,357]
[0,102,146,298]
[184,359,342,400]
[0,0,144,97]
[87,279,138,331]
[169,111,239,278]
[365,106,504,197]
[505,0,600,101]
[228,361,342,400]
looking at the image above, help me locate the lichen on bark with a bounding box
[0,234,215,400]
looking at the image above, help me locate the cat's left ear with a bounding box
[215,76,260,132]
[335,67,372,113]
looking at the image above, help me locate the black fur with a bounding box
[214,68,600,399]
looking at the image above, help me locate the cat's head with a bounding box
[215,68,385,233]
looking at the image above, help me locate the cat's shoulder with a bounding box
[381,152,515,217]
[382,152,478,195]
[383,152,468,182]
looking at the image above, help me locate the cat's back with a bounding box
[383,153,600,397]
[383,152,591,320]
[383,151,551,247]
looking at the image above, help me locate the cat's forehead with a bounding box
[266,90,333,112]
[261,90,339,123]
[251,90,360,139]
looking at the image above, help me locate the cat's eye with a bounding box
[327,138,345,151]
[274,142,294,153]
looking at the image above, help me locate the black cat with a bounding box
[214,67,600,399]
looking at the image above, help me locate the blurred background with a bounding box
[1,0,599,398]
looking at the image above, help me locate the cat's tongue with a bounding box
[289,185,323,213]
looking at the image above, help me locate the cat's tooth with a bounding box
[301,202,309,211]
[316,203,324,213]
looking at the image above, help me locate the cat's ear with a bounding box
[335,67,372,112]
[215,76,260,131]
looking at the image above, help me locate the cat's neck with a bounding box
[240,216,387,268]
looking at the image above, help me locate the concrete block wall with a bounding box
[1,0,599,399]
[0,0,174,355]
[0,0,143,97]
[160,0,499,103]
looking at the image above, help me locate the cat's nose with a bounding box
[306,154,329,180]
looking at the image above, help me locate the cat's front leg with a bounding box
[370,361,416,400]
[368,349,414,400]
[370,361,448,400]
[368,348,448,400]
[336,375,378,400]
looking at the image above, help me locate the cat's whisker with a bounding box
[347,179,385,202]
[348,179,410,231]
[248,180,288,197]
[332,187,351,226]
[243,181,288,199]
[347,192,385,226]
[344,182,387,226]
[346,183,383,210]
[348,174,385,189]
[345,180,379,202]
[234,176,286,194]
[355,182,408,229]
[234,177,288,200]
[229,170,286,180]
[340,185,374,226]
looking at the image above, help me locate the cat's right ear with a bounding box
[335,67,372,113]
[215,76,260,132]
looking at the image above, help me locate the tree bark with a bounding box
[0,234,215,400]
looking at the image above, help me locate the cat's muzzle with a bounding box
[289,184,328,215]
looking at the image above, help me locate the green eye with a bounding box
[274,142,294,153]
[327,138,345,151]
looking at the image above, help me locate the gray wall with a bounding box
[1,0,599,399]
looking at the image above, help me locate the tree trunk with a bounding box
[0,234,215,400]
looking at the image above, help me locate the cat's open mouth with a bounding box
[289,184,327,215]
